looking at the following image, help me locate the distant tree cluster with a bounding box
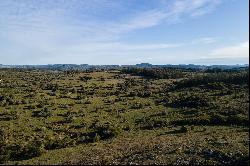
[121,68,185,79]
[175,72,249,89]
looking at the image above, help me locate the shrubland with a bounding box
[0,67,248,165]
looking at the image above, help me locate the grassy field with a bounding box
[0,68,249,165]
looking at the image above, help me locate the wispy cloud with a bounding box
[209,41,249,58]
[0,0,223,39]
[0,0,228,64]
[190,37,218,45]
[103,0,223,35]
[192,41,249,65]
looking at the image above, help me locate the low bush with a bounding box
[32,107,51,118]
[170,93,209,108]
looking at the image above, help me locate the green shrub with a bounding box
[136,117,168,129]
[170,93,209,108]
[0,129,9,163]
[130,102,143,109]
[44,135,75,150]
[94,124,121,140]
[32,107,51,118]
[7,140,43,161]
[210,113,227,125]
[227,114,249,126]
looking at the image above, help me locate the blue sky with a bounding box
[0,0,249,65]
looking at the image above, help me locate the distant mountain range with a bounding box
[0,63,248,70]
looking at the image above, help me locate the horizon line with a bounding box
[0,63,249,66]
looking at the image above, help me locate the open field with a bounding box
[0,67,249,165]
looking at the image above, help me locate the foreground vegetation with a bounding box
[0,67,249,165]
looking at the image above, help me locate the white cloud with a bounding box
[209,41,249,58]
[191,37,218,45]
